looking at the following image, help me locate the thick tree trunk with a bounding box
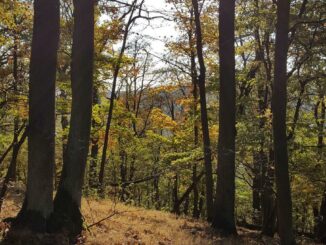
[49,0,94,236]
[191,0,214,221]
[213,0,237,235]
[14,0,60,232]
[272,0,295,243]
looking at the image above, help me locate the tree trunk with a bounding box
[272,0,294,243]
[317,191,326,242]
[252,153,262,224]
[14,0,60,232]
[262,149,276,236]
[8,38,19,181]
[189,19,200,218]
[56,89,69,189]
[252,29,266,225]
[98,3,137,190]
[153,175,160,209]
[172,173,180,215]
[192,163,200,218]
[89,88,100,189]
[315,93,325,242]
[49,0,94,236]
[213,0,237,235]
[0,128,28,211]
[119,139,128,202]
[191,0,214,221]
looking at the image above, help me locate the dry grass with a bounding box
[0,187,317,244]
[0,195,272,245]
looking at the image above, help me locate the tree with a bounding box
[191,0,214,221]
[315,89,326,242]
[212,0,237,235]
[272,0,295,243]
[14,0,60,232]
[49,0,94,236]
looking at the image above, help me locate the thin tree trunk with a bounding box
[0,124,25,167]
[318,191,326,242]
[8,36,20,181]
[192,163,200,218]
[119,138,128,202]
[262,149,277,236]
[98,2,138,189]
[189,16,200,218]
[315,93,325,242]
[89,88,100,189]
[172,173,180,215]
[56,89,69,189]
[252,152,262,224]
[14,0,60,232]
[191,0,214,221]
[49,0,94,236]
[184,196,190,215]
[7,119,19,181]
[0,128,28,211]
[213,0,237,235]
[251,28,266,225]
[272,0,294,243]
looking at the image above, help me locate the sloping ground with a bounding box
[0,185,318,244]
[81,199,273,245]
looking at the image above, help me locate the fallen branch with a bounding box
[86,210,130,230]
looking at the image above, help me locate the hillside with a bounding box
[0,187,316,245]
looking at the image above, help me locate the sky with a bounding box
[127,0,177,59]
[100,0,179,88]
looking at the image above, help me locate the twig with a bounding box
[86,210,129,229]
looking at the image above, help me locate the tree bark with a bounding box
[262,149,277,236]
[98,2,138,189]
[213,0,237,235]
[272,0,295,243]
[315,93,325,242]
[8,37,20,181]
[89,88,100,189]
[172,173,180,215]
[0,128,28,211]
[191,0,214,221]
[189,16,200,218]
[14,0,60,232]
[49,0,94,236]
[318,191,326,242]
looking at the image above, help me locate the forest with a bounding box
[0,0,325,244]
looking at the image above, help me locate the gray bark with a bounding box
[213,0,237,235]
[15,0,60,232]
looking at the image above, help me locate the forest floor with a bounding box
[0,183,319,244]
